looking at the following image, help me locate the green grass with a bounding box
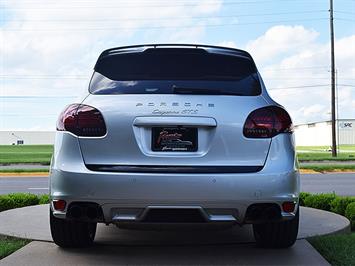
[309,233,355,266]
[298,152,355,161]
[297,145,355,161]
[0,145,52,164]
[300,164,355,172]
[297,145,355,160]
[297,145,355,152]
[0,235,29,260]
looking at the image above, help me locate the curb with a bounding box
[0,172,49,177]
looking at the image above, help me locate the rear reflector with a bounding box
[53,200,66,211]
[282,202,296,213]
[57,104,106,137]
[243,106,293,138]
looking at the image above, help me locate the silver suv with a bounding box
[50,44,299,248]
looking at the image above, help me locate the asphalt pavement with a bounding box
[0,176,48,194]
[0,173,354,195]
[0,164,49,170]
[300,172,355,196]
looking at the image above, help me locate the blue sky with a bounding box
[0,0,354,130]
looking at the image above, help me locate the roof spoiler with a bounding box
[96,43,254,62]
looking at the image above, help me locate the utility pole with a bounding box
[329,0,337,157]
[336,69,340,154]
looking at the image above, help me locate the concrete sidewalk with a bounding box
[0,240,329,266]
[0,205,350,265]
[0,205,350,244]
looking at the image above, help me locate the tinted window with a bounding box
[91,48,261,96]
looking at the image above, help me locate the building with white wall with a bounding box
[0,131,55,145]
[294,119,355,146]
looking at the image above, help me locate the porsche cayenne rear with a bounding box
[49,44,299,248]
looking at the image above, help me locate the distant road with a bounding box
[300,172,355,196]
[0,176,48,195]
[0,173,354,195]
[0,164,49,170]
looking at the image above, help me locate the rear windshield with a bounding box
[91,48,261,96]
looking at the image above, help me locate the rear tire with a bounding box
[253,207,299,248]
[50,208,97,248]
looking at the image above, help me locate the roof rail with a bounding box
[98,43,252,60]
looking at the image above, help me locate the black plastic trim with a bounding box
[85,164,263,174]
[97,43,254,62]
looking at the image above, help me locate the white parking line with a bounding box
[27,187,49,190]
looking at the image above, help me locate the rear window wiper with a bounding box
[172,85,244,96]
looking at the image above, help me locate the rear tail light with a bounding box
[52,199,66,211]
[57,104,107,137]
[282,202,296,213]
[243,106,293,138]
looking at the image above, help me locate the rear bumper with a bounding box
[50,132,299,224]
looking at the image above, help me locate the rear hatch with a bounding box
[78,47,271,169]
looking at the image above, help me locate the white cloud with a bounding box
[1,0,224,130]
[217,41,237,48]
[258,34,355,124]
[0,0,224,96]
[191,0,223,14]
[352,100,355,110]
[1,3,354,130]
[301,104,327,116]
[246,25,319,64]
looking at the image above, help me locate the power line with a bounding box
[0,0,328,9]
[262,65,329,71]
[336,18,355,22]
[269,84,330,90]
[334,10,355,14]
[265,78,355,82]
[0,0,327,2]
[0,96,76,98]
[270,84,354,89]
[0,76,87,80]
[269,84,355,91]
[0,74,87,77]
[2,18,328,31]
[0,0,267,3]
[337,84,355,87]
[337,77,355,80]
[266,77,331,80]
[0,10,328,22]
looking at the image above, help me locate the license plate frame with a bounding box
[151,127,198,152]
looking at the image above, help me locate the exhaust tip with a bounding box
[245,203,281,223]
[66,202,103,221]
[68,205,82,219]
[86,207,99,220]
[262,206,280,220]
